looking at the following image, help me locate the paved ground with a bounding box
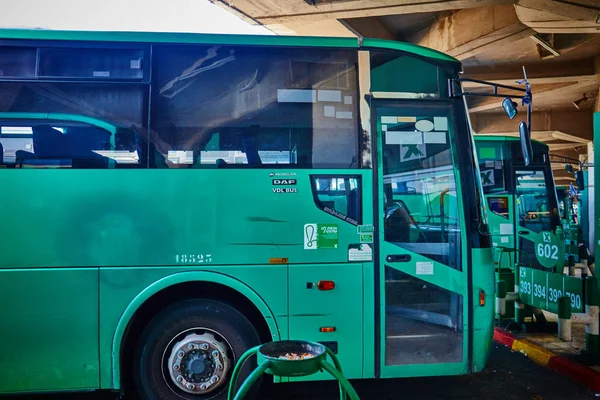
[8,344,598,400]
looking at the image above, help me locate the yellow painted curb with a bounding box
[512,339,556,366]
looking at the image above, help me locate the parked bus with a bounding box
[0,29,524,399]
[474,135,565,275]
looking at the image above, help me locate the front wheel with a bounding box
[133,299,261,400]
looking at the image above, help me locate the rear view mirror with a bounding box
[575,170,585,190]
[502,98,518,120]
[519,122,532,166]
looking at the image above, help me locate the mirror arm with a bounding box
[448,78,527,98]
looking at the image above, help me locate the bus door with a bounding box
[485,194,516,268]
[512,168,558,269]
[374,103,469,377]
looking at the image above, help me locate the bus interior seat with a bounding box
[385,204,412,242]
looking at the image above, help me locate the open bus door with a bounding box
[374,102,469,377]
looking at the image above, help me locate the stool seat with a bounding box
[227,340,361,400]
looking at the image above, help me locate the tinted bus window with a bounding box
[0,82,148,168]
[150,45,358,168]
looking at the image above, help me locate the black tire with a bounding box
[133,299,261,400]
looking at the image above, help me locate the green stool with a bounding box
[227,340,360,400]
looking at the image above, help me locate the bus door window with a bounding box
[514,169,560,269]
[515,170,553,232]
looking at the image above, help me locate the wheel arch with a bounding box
[110,270,281,389]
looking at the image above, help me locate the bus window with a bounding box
[0,82,148,168]
[311,176,361,224]
[0,118,143,168]
[150,44,358,169]
[487,196,509,219]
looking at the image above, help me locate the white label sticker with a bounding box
[324,105,335,117]
[434,117,448,131]
[501,237,509,243]
[130,59,142,69]
[415,120,434,132]
[344,96,353,105]
[304,223,318,250]
[336,111,353,119]
[423,131,446,144]
[495,161,503,169]
[416,262,434,275]
[385,131,423,145]
[277,89,316,103]
[349,244,372,261]
[485,161,495,168]
[382,125,388,132]
[400,143,427,162]
[317,90,342,102]
[500,223,513,235]
[480,169,495,186]
[381,116,397,124]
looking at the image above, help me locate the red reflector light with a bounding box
[479,290,485,306]
[320,327,336,333]
[317,280,335,291]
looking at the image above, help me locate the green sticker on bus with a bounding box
[357,224,374,233]
[304,223,339,249]
[360,233,373,243]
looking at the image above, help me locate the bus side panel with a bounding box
[470,248,495,372]
[287,263,363,381]
[99,266,288,389]
[0,268,99,393]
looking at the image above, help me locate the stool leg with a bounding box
[227,346,261,400]
[232,361,271,400]
[321,361,360,400]
[325,348,344,374]
[324,348,346,399]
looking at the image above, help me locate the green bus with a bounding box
[474,136,563,271]
[0,29,508,399]
[557,184,581,263]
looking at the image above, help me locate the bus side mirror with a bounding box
[502,97,518,120]
[519,121,532,166]
[575,170,585,190]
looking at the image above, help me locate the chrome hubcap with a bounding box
[166,331,231,395]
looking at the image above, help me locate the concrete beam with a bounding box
[516,0,600,34]
[472,110,594,141]
[341,17,396,40]
[265,19,355,36]
[464,58,596,81]
[465,57,600,113]
[406,5,534,61]
[221,0,519,25]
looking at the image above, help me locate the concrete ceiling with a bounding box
[210,0,600,184]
